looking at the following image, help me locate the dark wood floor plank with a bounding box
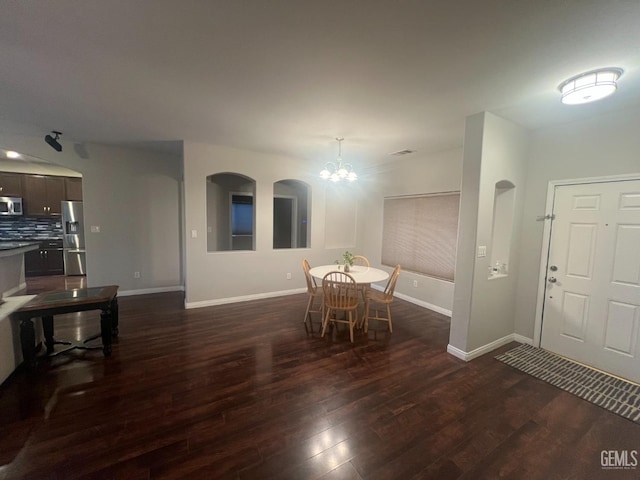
[0,278,639,480]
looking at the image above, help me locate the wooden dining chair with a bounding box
[302,259,323,333]
[321,271,359,343]
[352,255,370,267]
[352,255,371,303]
[363,264,401,333]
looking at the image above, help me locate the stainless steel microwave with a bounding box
[0,196,23,215]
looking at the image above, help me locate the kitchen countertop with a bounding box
[0,237,62,241]
[0,241,40,258]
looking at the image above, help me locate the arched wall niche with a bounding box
[206,172,256,252]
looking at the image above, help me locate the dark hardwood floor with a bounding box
[1,284,639,479]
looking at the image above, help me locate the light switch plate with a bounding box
[191,229,197,238]
[478,245,487,257]
[91,225,100,233]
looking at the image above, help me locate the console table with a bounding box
[14,285,119,369]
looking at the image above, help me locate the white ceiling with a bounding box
[1,0,639,166]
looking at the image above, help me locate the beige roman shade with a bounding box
[382,193,460,281]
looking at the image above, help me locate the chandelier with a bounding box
[320,137,357,182]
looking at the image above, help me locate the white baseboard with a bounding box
[118,285,185,297]
[183,285,453,315]
[446,344,468,361]
[447,333,533,361]
[513,333,533,346]
[371,285,452,317]
[185,287,307,309]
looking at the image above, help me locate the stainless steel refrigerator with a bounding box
[61,201,86,275]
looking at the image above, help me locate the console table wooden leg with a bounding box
[19,317,37,370]
[42,315,55,354]
[100,309,112,357]
[111,297,119,337]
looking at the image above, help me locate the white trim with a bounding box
[185,287,307,309]
[394,291,452,317]
[514,333,533,345]
[446,344,468,360]
[184,285,453,316]
[533,173,640,349]
[2,282,27,298]
[446,333,533,361]
[118,285,185,297]
[371,284,452,317]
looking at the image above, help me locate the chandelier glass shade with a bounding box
[559,68,623,105]
[320,137,357,182]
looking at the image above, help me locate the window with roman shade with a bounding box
[382,192,460,281]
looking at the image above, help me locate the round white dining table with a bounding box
[309,264,389,284]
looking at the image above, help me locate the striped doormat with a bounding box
[495,344,640,424]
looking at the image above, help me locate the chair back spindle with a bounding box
[321,271,359,343]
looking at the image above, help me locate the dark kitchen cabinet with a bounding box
[23,175,65,216]
[0,172,23,196]
[64,177,83,201]
[24,240,64,276]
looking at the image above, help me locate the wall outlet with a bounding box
[286,272,292,280]
[413,280,418,288]
[90,225,100,233]
[191,229,197,238]
[134,271,140,278]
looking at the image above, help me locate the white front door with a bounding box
[541,179,640,383]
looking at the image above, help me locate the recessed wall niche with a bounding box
[273,179,310,249]
[206,173,256,252]
[489,180,515,278]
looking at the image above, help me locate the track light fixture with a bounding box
[44,131,63,152]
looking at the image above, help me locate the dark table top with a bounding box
[17,285,119,314]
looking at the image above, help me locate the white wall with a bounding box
[183,141,363,307]
[515,104,640,340]
[0,295,37,385]
[450,112,529,354]
[359,147,463,315]
[0,254,26,297]
[0,133,183,294]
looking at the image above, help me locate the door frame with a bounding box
[533,173,640,348]
[229,192,255,251]
[273,194,298,249]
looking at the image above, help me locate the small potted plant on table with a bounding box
[342,251,355,272]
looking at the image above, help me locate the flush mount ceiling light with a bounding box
[320,137,357,182]
[559,68,623,105]
[6,151,21,159]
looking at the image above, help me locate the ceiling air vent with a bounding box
[390,149,415,156]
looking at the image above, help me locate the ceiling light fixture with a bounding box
[44,130,63,152]
[320,137,357,182]
[6,151,21,159]
[559,68,623,105]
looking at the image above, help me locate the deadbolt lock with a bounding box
[549,265,558,271]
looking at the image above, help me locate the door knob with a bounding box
[548,277,557,283]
